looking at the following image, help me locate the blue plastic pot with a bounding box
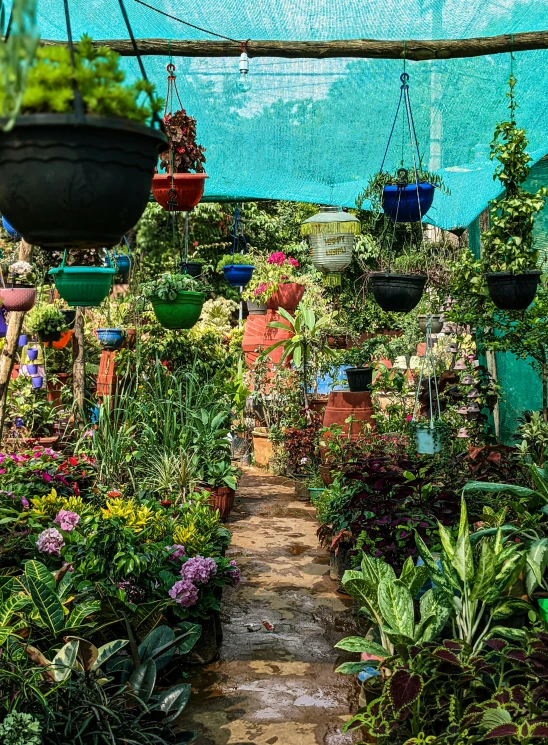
[31,375,43,390]
[382,183,435,222]
[414,425,442,455]
[18,334,27,347]
[96,328,125,350]
[27,364,38,375]
[2,215,21,239]
[223,264,255,287]
[0,308,6,338]
[26,347,39,361]
[114,254,131,274]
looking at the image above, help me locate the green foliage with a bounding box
[357,167,450,212]
[21,36,161,123]
[139,272,207,301]
[216,253,254,272]
[25,303,67,335]
[0,712,41,745]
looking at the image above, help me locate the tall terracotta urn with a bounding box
[242,314,267,368]
[262,310,293,365]
[322,391,374,437]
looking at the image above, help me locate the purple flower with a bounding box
[36,528,64,557]
[53,510,80,532]
[180,556,217,584]
[20,496,29,510]
[167,544,186,561]
[168,579,199,607]
[226,559,241,586]
[116,580,144,603]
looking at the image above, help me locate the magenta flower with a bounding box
[36,528,64,557]
[180,556,217,584]
[20,496,29,510]
[226,559,241,586]
[253,282,268,297]
[267,251,286,265]
[42,472,52,483]
[167,544,186,561]
[168,579,199,607]
[287,257,299,268]
[53,510,80,532]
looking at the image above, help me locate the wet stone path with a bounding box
[182,468,358,745]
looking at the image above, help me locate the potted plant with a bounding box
[49,252,116,307]
[0,260,36,311]
[242,252,306,311]
[182,256,206,278]
[151,102,207,212]
[25,303,69,343]
[140,272,208,330]
[482,75,547,310]
[0,37,165,249]
[202,459,241,521]
[217,253,255,288]
[409,417,450,455]
[368,240,428,313]
[340,337,389,392]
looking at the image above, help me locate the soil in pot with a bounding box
[485,271,541,311]
[150,291,205,330]
[151,172,208,212]
[345,367,373,392]
[369,273,426,313]
[0,114,166,248]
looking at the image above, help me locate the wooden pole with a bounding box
[72,307,86,425]
[0,240,34,439]
[39,30,548,60]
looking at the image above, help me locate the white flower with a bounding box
[299,457,308,464]
[9,260,32,276]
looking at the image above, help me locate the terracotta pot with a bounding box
[242,313,267,368]
[322,391,374,437]
[265,282,305,311]
[294,480,309,501]
[151,172,208,212]
[10,364,20,380]
[208,486,235,521]
[327,335,348,349]
[0,286,36,311]
[47,373,70,407]
[262,310,293,365]
[122,328,136,349]
[252,429,273,468]
[309,397,328,416]
[44,329,73,349]
[319,464,335,486]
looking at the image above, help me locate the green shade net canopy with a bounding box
[22,0,548,228]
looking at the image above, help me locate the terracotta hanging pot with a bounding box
[151,173,208,212]
[265,282,305,311]
[0,286,36,311]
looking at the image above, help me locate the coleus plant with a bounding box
[159,108,206,174]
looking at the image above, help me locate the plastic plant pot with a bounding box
[114,254,131,274]
[48,265,116,307]
[26,347,38,361]
[345,367,373,392]
[0,287,36,311]
[308,487,325,501]
[415,425,442,455]
[246,300,267,315]
[369,273,426,313]
[150,291,206,330]
[26,364,38,375]
[96,328,125,351]
[151,172,208,212]
[223,264,255,287]
[60,309,77,329]
[0,114,166,249]
[18,334,28,347]
[0,309,6,338]
[38,330,62,343]
[182,261,205,278]
[485,271,541,311]
[2,214,21,239]
[382,182,435,222]
[418,314,443,334]
[31,375,43,389]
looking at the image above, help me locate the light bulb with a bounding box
[239,51,249,75]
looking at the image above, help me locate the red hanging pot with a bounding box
[151,173,208,212]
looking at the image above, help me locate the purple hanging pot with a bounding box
[31,375,43,389]
[0,307,7,338]
[27,364,38,375]
[27,347,39,361]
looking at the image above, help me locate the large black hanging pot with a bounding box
[485,271,541,311]
[369,272,426,313]
[0,114,166,249]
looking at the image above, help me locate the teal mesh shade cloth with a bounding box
[18,0,548,228]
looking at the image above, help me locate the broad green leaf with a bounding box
[452,499,474,584]
[50,639,79,682]
[157,683,192,723]
[419,588,452,641]
[129,658,156,702]
[342,571,380,620]
[0,595,29,626]
[437,523,455,562]
[176,622,202,655]
[491,599,531,621]
[335,662,374,675]
[462,481,536,499]
[486,553,526,602]
[526,538,548,596]
[414,614,436,642]
[293,345,302,368]
[25,561,55,592]
[378,578,414,638]
[25,569,65,636]
[67,599,101,630]
[415,533,452,598]
[399,563,428,600]
[481,708,512,729]
[334,637,388,657]
[470,540,497,601]
[93,639,128,671]
[138,625,174,662]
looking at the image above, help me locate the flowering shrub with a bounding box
[0,449,95,501]
[36,527,64,557]
[53,509,80,531]
[242,251,305,304]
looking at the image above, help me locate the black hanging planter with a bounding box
[0,114,166,249]
[485,271,541,311]
[182,261,205,278]
[369,272,426,313]
[345,367,373,392]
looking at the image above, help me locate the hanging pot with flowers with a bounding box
[140,272,209,330]
[151,64,207,212]
[0,260,36,311]
[0,37,166,249]
[242,252,306,311]
[25,302,70,343]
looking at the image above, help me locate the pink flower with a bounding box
[53,510,80,532]
[180,556,217,584]
[287,257,299,268]
[253,283,268,297]
[42,472,52,482]
[167,544,186,561]
[267,251,286,265]
[36,528,64,557]
[225,559,241,586]
[406,415,413,422]
[169,579,199,607]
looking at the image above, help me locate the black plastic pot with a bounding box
[345,367,373,392]
[369,272,426,313]
[38,330,62,343]
[61,310,76,329]
[182,261,205,278]
[485,271,541,311]
[0,114,166,249]
[418,314,443,334]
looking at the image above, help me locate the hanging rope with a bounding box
[230,206,247,265]
[62,0,85,121]
[133,0,239,42]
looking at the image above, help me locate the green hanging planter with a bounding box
[150,291,206,330]
[49,265,115,307]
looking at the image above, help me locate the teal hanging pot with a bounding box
[414,425,442,455]
[49,263,115,307]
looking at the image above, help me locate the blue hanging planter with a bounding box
[382,183,435,222]
[96,328,125,350]
[27,347,39,361]
[114,254,131,274]
[223,264,255,287]
[31,375,43,390]
[2,215,21,239]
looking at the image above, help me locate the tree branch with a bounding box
[39,30,548,60]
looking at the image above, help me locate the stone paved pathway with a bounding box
[182,468,358,745]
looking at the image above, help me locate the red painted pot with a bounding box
[151,173,208,212]
[265,282,305,311]
[242,314,267,368]
[0,286,36,311]
[262,310,293,365]
[44,329,73,350]
[208,486,235,521]
[322,391,374,437]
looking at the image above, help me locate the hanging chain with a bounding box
[62,0,85,121]
[230,206,248,263]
